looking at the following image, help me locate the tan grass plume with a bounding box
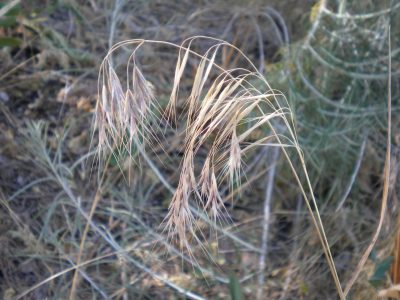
[94,36,345,298]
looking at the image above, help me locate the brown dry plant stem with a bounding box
[69,146,119,300]
[69,188,104,300]
[69,152,113,299]
[94,36,344,298]
[343,28,393,297]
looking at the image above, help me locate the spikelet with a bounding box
[95,37,292,251]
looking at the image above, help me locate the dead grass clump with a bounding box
[94,36,344,298]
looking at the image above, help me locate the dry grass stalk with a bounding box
[94,36,344,297]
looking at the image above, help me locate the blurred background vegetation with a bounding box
[0,0,399,299]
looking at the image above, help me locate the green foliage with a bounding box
[286,1,399,205]
[369,256,393,287]
[0,16,18,27]
[0,36,21,47]
[0,2,22,47]
[0,2,21,16]
[228,273,244,300]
